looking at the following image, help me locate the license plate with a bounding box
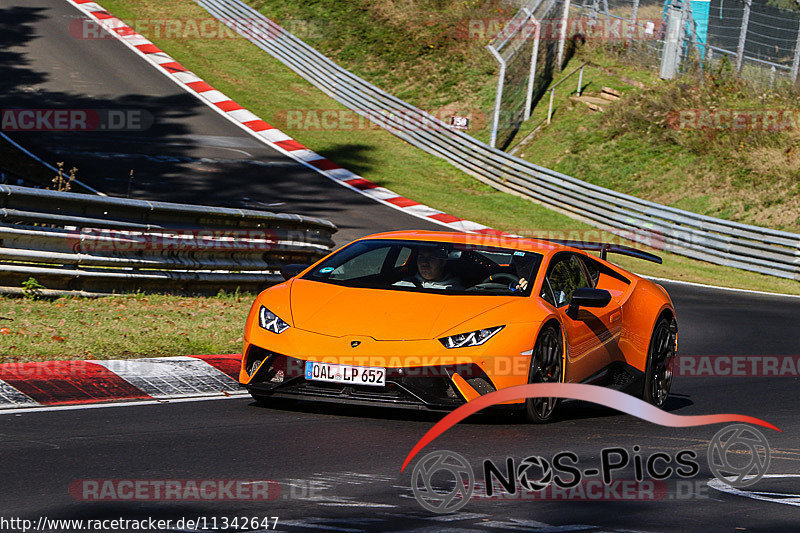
[304,361,386,387]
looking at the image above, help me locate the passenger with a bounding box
[395,246,464,290]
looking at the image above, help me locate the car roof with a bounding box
[357,230,568,254]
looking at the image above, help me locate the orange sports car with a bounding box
[239,231,677,422]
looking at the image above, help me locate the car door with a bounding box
[540,252,621,382]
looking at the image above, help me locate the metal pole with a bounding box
[487,45,506,148]
[660,3,684,79]
[630,0,640,41]
[736,0,751,74]
[602,0,611,26]
[557,0,572,70]
[577,65,584,96]
[547,88,555,124]
[792,21,800,83]
[524,19,542,121]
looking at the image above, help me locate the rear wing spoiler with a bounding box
[546,240,662,264]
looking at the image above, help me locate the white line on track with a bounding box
[644,275,800,300]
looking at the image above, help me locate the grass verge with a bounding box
[514,44,800,233]
[0,293,250,363]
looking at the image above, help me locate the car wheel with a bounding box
[524,324,564,423]
[642,317,676,408]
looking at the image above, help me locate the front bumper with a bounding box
[242,345,498,411]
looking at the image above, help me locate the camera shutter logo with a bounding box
[517,456,553,491]
[707,424,770,488]
[411,450,474,513]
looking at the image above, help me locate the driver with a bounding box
[510,253,536,292]
[395,246,464,290]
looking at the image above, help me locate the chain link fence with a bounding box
[486,0,565,149]
[569,0,800,85]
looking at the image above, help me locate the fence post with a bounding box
[577,65,584,96]
[660,2,684,79]
[588,0,600,34]
[557,0,572,70]
[736,0,751,74]
[792,22,800,83]
[547,88,555,124]
[524,19,542,121]
[629,0,640,41]
[487,45,506,148]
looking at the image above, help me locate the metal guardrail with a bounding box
[194,0,800,281]
[0,185,337,294]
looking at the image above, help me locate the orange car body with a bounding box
[239,231,676,411]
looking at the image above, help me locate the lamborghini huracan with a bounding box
[239,231,677,422]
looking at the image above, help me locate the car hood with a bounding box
[289,279,516,340]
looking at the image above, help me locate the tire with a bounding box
[642,317,676,408]
[524,324,564,423]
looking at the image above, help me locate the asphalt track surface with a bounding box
[2,1,800,531]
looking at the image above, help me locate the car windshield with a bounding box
[302,239,543,296]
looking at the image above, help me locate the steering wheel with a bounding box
[480,273,520,285]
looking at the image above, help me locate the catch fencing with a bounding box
[580,0,800,85]
[0,185,337,294]
[193,0,800,281]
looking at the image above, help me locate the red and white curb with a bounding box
[0,354,245,408]
[67,0,508,237]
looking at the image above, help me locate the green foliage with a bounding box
[21,277,46,300]
[766,0,800,11]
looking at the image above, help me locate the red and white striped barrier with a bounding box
[0,355,244,408]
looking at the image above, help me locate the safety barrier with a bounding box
[0,185,337,294]
[193,0,800,281]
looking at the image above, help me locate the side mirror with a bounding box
[567,288,611,317]
[280,264,309,281]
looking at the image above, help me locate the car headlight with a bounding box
[258,306,290,334]
[439,326,504,349]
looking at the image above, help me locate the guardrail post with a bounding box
[736,0,751,74]
[524,19,542,121]
[557,0,572,70]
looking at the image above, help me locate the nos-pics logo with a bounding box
[410,424,770,513]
